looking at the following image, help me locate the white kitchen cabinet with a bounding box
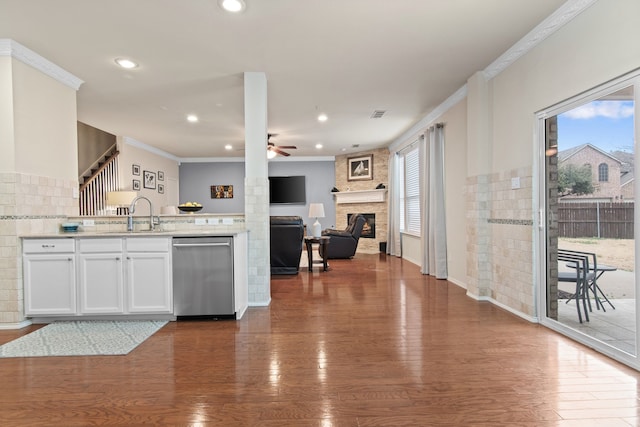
[77,238,124,314]
[23,239,76,316]
[125,237,172,313]
[24,236,172,318]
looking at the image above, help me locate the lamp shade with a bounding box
[308,203,325,219]
[106,191,137,206]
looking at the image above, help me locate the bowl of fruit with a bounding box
[178,202,203,213]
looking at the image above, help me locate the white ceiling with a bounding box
[0,0,568,159]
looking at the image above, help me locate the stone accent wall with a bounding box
[465,175,490,298]
[0,173,78,324]
[244,176,270,305]
[466,166,535,316]
[334,148,389,254]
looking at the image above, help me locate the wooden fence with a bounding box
[558,202,634,239]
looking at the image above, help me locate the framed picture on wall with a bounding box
[158,184,164,194]
[347,154,373,181]
[132,164,140,176]
[211,185,233,199]
[158,171,164,181]
[143,170,156,189]
[133,179,140,191]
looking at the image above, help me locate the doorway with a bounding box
[539,72,639,368]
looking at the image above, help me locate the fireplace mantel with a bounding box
[333,189,387,204]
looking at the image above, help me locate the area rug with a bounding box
[0,320,168,358]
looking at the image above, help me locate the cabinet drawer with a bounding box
[78,238,123,253]
[23,238,75,254]
[126,237,170,252]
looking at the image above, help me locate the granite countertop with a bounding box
[22,229,247,239]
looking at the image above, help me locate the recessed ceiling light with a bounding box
[317,113,328,122]
[187,114,199,123]
[114,58,138,69]
[225,144,233,150]
[219,0,246,13]
[315,143,323,149]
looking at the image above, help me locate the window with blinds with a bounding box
[399,145,420,235]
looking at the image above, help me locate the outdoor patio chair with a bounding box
[558,249,595,323]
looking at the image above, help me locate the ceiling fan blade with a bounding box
[272,147,290,157]
[276,145,297,149]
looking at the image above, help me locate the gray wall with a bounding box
[268,160,336,229]
[178,160,336,228]
[179,162,246,213]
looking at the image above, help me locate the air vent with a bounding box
[370,110,386,119]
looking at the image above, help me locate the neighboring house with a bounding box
[558,143,634,202]
[614,150,636,201]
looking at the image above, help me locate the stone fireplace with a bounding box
[348,213,375,238]
[333,147,389,254]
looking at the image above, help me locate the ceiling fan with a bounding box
[267,133,297,157]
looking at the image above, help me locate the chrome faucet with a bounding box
[128,196,155,232]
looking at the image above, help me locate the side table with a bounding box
[304,236,330,271]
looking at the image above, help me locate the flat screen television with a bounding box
[269,175,306,204]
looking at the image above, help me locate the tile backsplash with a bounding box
[0,172,77,324]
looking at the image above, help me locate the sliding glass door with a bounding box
[539,72,639,368]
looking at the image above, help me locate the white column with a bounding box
[243,72,270,306]
[466,71,492,298]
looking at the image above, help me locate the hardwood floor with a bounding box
[0,253,639,426]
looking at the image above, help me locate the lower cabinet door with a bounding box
[78,254,124,314]
[126,253,172,313]
[24,254,77,315]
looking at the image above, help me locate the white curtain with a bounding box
[420,124,448,278]
[386,152,401,256]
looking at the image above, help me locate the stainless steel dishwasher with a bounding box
[172,236,235,318]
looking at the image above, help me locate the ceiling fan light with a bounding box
[219,0,246,13]
[267,148,277,159]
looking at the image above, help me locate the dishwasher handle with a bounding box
[173,242,231,248]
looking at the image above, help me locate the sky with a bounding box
[557,100,635,153]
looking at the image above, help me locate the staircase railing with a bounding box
[79,149,120,215]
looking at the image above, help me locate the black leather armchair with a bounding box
[320,214,366,259]
[270,216,304,275]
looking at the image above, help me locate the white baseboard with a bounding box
[446,276,467,290]
[248,298,271,307]
[466,291,538,323]
[0,319,33,330]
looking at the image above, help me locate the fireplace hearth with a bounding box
[348,213,375,239]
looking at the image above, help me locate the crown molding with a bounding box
[389,0,598,153]
[179,155,336,163]
[179,156,246,163]
[0,39,84,90]
[124,138,336,163]
[483,0,599,80]
[123,137,181,162]
[269,155,335,162]
[389,85,467,152]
